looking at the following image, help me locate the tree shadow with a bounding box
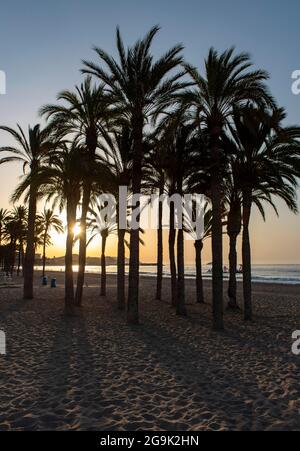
[128,310,298,430]
[35,314,98,430]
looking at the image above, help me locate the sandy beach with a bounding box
[0,272,299,431]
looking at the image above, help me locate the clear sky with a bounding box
[0,0,299,263]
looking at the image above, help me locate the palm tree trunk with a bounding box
[10,240,16,276]
[100,233,107,297]
[177,228,186,316]
[17,245,21,277]
[23,184,37,299]
[227,232,238,309]
[75,182,91,306]
[65,198,76,308]
[117,227,126,310]
[21,245,25,277]
[195,239,204,304]
[242,189,252,321]
[211,143,224,330]
[176,177,186,316]
[227,200,241,309]
[127,122,143,325]
[42,235,47,279]
[156,177,164,301]
[169,198,177,307]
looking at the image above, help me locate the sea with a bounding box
[35,264,300,285]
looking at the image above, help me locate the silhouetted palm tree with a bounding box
[83,26,185,324]
[144,135,168,302]
[226,193,242,309]
[38,208,64,278]
[31,143,83,307]
[0,208,9,246]
[157,114,195,315]
[4,206,27,275]
[99,125,133,309]
[185,201,213,304]
[181,48,275,330]
[227,106,300,319]
[0,124,54,298]
[87,201,118,297]
[40,77,112,306]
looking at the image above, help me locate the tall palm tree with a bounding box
[227,106,300,319]
[158,115,194,315]
[226,193,242,309]
[0,124,54,299]
[10,206,27,276]
[25,143,83,307]
[40,77,112,306]
[38,208,64,278]
[219,144,243,310]
[2,206,27,275]
[144,135,168,302]
[181,48,275,330]
[83,26,184,323]
[87,201,118,297]
[99,125,133,309]
[185,201,213,304]
[0,208,9,246]
[3,218,18,275]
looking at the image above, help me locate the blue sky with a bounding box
[1,0,300,125]
[0,0,299,262]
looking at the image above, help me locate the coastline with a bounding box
[32,268,300,287]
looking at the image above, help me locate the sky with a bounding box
[0,0,299,264]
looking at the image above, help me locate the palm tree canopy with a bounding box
[0,208,9,227]
[35,208,64,249]
[40,76,115,159]
[0,124,55,172]
[180,47,276,131]
[223,106,300,217]
[82,26,185,125]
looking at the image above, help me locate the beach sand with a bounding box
[0,272,299,431]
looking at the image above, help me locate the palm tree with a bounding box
[37,208,64,278]
[144,135,168,302]
[34,144,83,308]
[3,218,18,275]
[10,206,27,276]
[226,106,300,319]
[2,207,27,275]
[185,201,212,304]
[82,26,184,323]
[226,193,242,309]
[0,124,55,299]
[173,123,195,316]
[99,125,133,309]
[181,48,275,330]
[87,200,118,297]
[0,208,9,246]
[40,77,112,306]
[219,144,243,310]
[157,115,195,315]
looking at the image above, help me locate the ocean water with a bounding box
[36,264,300,285]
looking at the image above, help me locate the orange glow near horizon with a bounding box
[42,211,300,265]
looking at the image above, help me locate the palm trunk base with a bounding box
[176,305,187,316]
[64,304,82,317]
[226,301,240,311]
[127,311,139,325]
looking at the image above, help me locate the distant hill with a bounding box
[37,255,128,266]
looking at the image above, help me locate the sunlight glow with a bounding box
[73,224,81,236]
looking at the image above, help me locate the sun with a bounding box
[73,224,81,236]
